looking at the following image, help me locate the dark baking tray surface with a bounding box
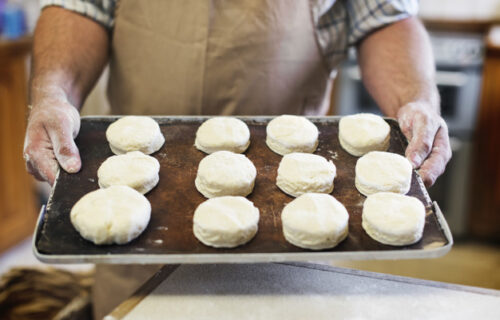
[33,116,453,264]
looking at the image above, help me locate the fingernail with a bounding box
[65,158,80,172]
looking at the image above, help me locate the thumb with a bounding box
[47,125,82,173]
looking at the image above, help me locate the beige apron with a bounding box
[108,0,332,116]
[96,1,332,318]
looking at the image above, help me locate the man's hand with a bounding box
[23,99,81,185]
[357,17,450,186]
[397,102,452,187]
[25,6,110,184]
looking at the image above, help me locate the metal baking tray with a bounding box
[33,116,453,264]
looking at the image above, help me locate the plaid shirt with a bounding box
[40,0,418,70]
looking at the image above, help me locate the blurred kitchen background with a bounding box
[1,1,499,317]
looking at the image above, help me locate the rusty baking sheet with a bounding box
[33,116,453,264]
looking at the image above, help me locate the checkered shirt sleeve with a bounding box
[313,0,419,72]
[40,0,117,29]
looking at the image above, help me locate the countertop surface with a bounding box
[107,262,500,320]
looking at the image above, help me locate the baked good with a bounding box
[193,196,259,248]
[339,113,390,156]
[97,151,160,194]
[106,116,165,154]
[195,151,257,198]
[355,151,412,196]
[70,186,151,245]
[281,193,349,250]
[195,117,250,154]
[266,115,318,155]
[277,153,336,197]
[362,192,425,246]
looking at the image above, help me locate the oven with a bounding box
[334,31,484,237]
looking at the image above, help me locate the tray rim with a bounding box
[33,115,452,264]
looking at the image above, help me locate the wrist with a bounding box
[29,72,82,109]
[399,84,440,115]
[397,99,440,120]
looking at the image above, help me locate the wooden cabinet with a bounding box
[468,27,500,241]
[0,37,38,253]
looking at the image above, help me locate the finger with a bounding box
[24,134,59,185]
[46,123,82,174]
[405,113,440,168]
[418,124,452,187]
[26,156,58,185]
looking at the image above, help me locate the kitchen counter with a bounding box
[105,263,500,320]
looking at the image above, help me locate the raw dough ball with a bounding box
[281,193,349,250]
[195,151,257,198]
[97,151,160,194]
[106,116,165,155]
[70,186,151,245]
[362,192,425,246]
[195,117,250,154]
[339,113,390,156]
[355,151,412,196]
[193,196,260,248]
[277,153,336,197]
[266,115,319,155]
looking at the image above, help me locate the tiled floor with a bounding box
[1,237,499,290]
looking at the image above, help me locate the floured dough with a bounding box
[195,117,250,154]
[193,196,260,248]
[195,151,257,198]
[97,151,160,194]
[281,193,349,250]
[266,115,319,155]
[339,113,390,156]
[70,186,151,245]
[362,192,425,246]
[355,151,412,196]
[277,153,336,197]
[106,116,165,155]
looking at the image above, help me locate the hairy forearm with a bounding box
[30,7,109,109]
[357,17,439,117]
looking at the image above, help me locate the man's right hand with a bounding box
[23,99,81,185]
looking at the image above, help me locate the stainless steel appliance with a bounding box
[335,32,484,237]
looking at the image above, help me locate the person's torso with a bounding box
[108,0,332,116]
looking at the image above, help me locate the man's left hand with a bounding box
[397,102,452,187]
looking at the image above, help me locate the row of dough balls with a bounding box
[340,115,425,246]
[196,191,426,249]
[194,113,389,157]
[193,191,425,249]
[70,116,165,245]
[266,118,346,249]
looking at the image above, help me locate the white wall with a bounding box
[419,0,500,21]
